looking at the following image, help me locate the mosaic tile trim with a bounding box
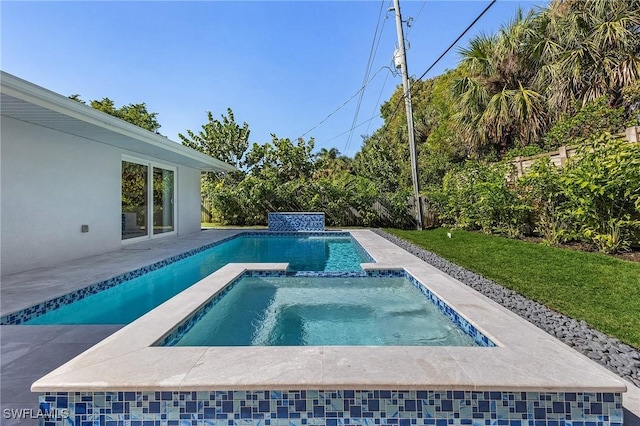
[268,212,325,232]
[402,271,497,348]
[38,390,623,426]
[0,233,241,325]
[242,232,351,238]
[154,270,288,347]
[0,231,370,325]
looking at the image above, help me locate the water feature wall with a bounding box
[268,212,325,232]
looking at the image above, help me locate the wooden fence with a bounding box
[200,196,428,229]
[408,196,439,229]
[511,127,638,177]
[201,198,214,223]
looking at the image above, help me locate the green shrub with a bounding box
[542,97,628,150]
[558,134,640,253]
[517,159,569,245]
[429,161,530,237]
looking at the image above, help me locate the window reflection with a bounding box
[153,167,174,234]
[121,161,148,240]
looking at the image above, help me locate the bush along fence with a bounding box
[511,127,637,177]
[201,189,417,229]
[427,131,640,254]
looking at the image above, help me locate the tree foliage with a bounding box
[69,95,161,133]
[184,0,640,242]
[179,108,250,169]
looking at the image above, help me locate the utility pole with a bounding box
[392,0,423,230]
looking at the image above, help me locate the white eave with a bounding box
[0,71,237,173]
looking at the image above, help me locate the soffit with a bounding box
[0,73,236,173]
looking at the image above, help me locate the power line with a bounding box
[298,66,389,140]
[365,66,391,137]
[405,0,427,36]
[341,0,425,151]
[416,0,497,81]
[344,0,390,155]
[326,114,381,144]
[322,0,498,156]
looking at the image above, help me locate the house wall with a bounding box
[1,116,202,276]
[177,166,202,236]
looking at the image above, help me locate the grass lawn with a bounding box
[385,227,640,349]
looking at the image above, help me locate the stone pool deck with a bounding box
[1,228,638,425]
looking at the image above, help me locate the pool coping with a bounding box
[30,230,626,394]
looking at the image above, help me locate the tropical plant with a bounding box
[532,0,640,114]
[452,10,548,157]
[542,97,630,149]
[429,161,530,237]
[558,134,640,253]
[517,159,568,244]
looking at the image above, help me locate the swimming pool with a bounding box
[7,232,372,325]
[163,274,479,346]
[30,230,627,426]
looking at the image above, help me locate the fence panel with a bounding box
[512,128,636,177]
[201,198,213,223]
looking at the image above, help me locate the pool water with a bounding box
[168,275,479,346]
[25,234,369,325]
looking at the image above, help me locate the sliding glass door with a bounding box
[153,167,174,235]
[122,158,175,241]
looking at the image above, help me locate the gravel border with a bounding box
[373,228,640,387]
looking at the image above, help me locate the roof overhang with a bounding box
[0,71,237,173]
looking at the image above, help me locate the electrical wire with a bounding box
[416,0,496,81]
[298,66,389,140]
[344,0,390,155]
[326,114,381,143]
[310,0,498,156]
[405,0,427,37]
[364,66,391,137]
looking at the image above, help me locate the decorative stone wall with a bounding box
[268,212,325,232]
[38,390,623,426]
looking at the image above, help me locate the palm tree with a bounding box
[532,0,640,115]
[452,10,548,156]
[314,147,353,178]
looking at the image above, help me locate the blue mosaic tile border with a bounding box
[268,212,325,232]
[37,390,623,426]
[0,233,241,325]
[403,271,497,348]
[157,269,495,348]
[0,231,371,325]
[363,269,496,348]
[155,270,288,347]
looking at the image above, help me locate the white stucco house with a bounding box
[0,71,235,276]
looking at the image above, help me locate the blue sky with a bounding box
[1,0,546,157]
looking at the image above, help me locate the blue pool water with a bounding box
[166,275,479,346]
[25,234,369,325]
